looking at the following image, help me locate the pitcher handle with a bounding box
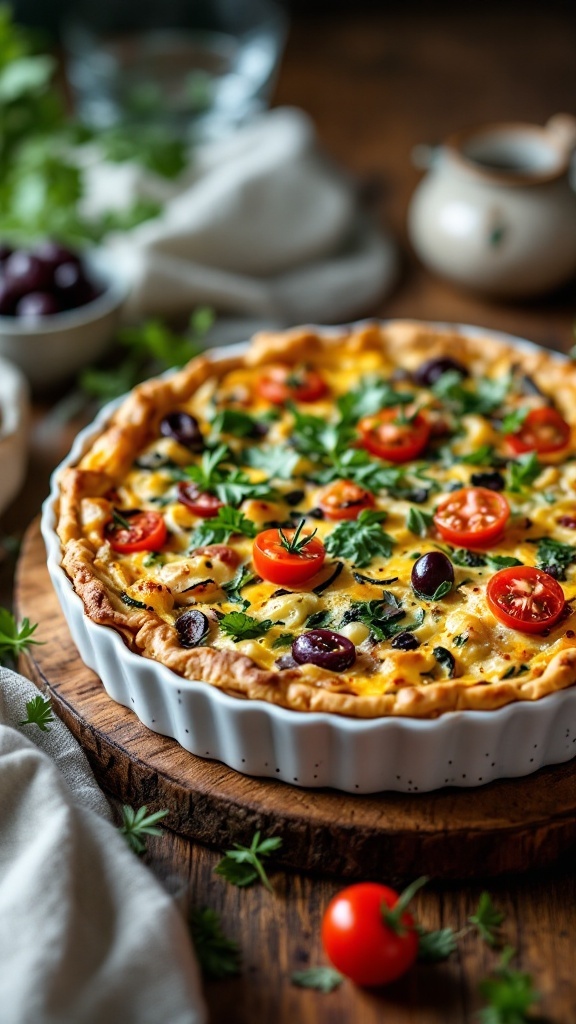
[546,114,576,156]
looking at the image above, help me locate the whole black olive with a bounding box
[391,632,421,651]
[176,610,210,648]
[413,357,469,388]
[470,470,505,492]
[411,552,455,598]
[292,629,356,672]
[160,412,204,451]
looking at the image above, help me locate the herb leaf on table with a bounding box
[119,804,169,855]
[291,966,343,992]
[215,830,283,891]
[469,892,505,947]
[478,947,540,1024]
[189,907,241,979]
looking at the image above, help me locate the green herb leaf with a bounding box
[459,444,496,465]
[417,926,458,963]
[222,565,259,608]
[120,592,148,610]
[533,536,576,580]
[478,947,540,1024]
[215,830,283,891]
[433,371,511,417]
[500,408,529,435]
[211,408,265,439]
[0,609,42,664]
[507,452,542,493]
[337,375,414,423]
[189,907,241,980]
[189,507,258,547]
[433,646,456,677]
[453,633,469,647]
[486,555,523,570]
[291,967,343,993]
[406,507,434,538]
[341,594,424,642]
[324,509,394,568]
[19,694,54,732]
[305,609,333,629]
[119,804,169,854]
[271,633,294,649]
[500,663,529,680]
[244,443,301,481]
[469,892,505,947]
[448,547,487,567]
[219,612,274,642]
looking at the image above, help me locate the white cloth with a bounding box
[82,107,397,332]
[0,667,206,1024]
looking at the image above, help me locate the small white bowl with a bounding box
[0,357,29,516]
[0,250,130,391]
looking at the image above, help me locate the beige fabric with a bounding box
[81,106,397,330]
[0,667,206,1024]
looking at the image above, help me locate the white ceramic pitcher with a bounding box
[408,114,576,298]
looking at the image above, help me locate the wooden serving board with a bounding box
[15,519,576,881]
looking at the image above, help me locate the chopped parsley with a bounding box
[533,537,576,580]
[340,593,425,642]
[324,509,394,568]
[507,451,542,492]
[222,566,259,608]
[189,507,258,547]
[271,633,294,649]
[219,612,274,641]
[406,507,434,538]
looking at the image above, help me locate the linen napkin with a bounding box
[0,666,206,1024]
[81,106,397,332]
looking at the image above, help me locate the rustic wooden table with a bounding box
[2,6,575,1022]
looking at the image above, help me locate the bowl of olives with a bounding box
[0,241,129,391]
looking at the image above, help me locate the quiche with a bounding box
[56,321,576,718]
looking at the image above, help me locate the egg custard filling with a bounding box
[56,322,576,717]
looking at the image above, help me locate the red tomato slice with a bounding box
[486,566,565,634]
[318,479,375,520]
[106,511,167,553]
[506,407,571,455]
[252,527,326,585]
[177,482,223,518]
[257,364,328,404]
[321,882,419,987]
[433,487,510,546]
[358,408,430,463]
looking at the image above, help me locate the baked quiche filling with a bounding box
[57,323,576,717]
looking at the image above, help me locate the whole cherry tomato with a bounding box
[486,566,565,634]
[433,487,510,547]
[358,408,430,463]
[252,522,326,585]
[321,882,419,987]
[106,510,167,553]
[505,407,571,455]
[257,364,328,404]
[177,481,224,518]
[317,479,375,520]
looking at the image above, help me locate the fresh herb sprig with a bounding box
[278,519,317,555]
[291,967,343,992]
[417,891,505,963]
[189,507,258,548]
[0,608,42,664]
[119,804,169,854]
[215,830,283,891]
[19,694,54,732]
[219,612,274,642]
[478,947,540,1024]
[324,509,394,568]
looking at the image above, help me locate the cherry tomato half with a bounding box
[317,479,375,521]
[252,527,326,585]
[257,364,328,404]
[487,566,565,634]
[321,883,419,987]
[177,481,223,518]
[358,408,430,463]
[433,487,510,547]
[505,407,571,455]
[106,510,167,553]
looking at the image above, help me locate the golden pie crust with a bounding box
[56,321,576,717]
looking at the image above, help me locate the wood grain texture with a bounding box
[16,518,576,883]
